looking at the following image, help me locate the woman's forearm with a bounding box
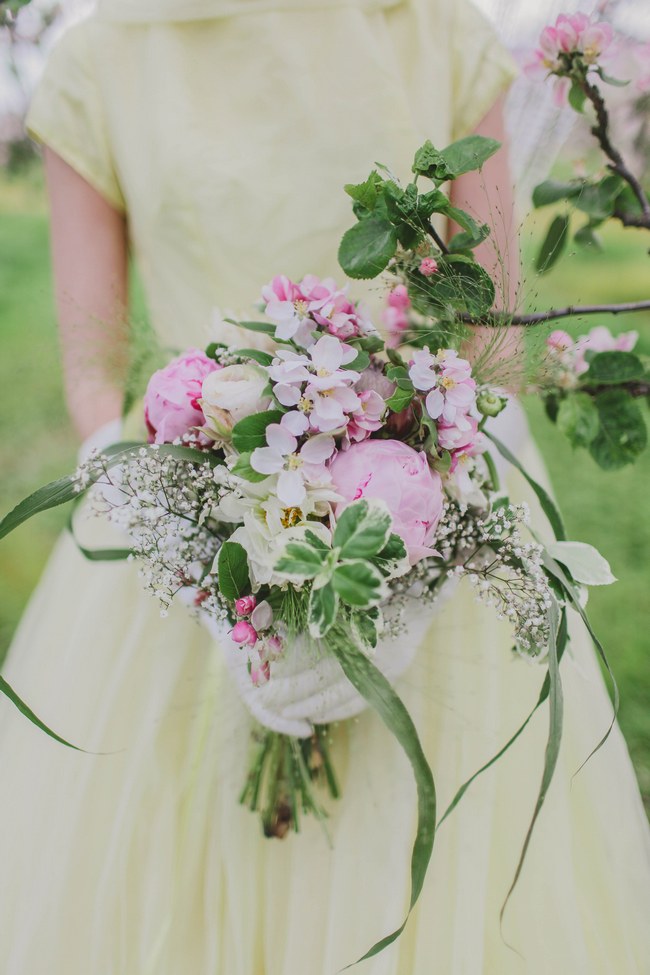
[44,148,129,441]
[449,96,523,369]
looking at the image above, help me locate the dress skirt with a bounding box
[1,432,650,974]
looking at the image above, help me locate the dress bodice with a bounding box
[26,0,516,349]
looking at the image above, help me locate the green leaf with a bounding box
[423,255,495,317]
[542,552,619,772]
[486,431,566,540]
[438,135,500,179]
[500,600,564,925]
[545,541,616,586]
[338,215,398,280]
[437,609,569,831]
[415,187,449,220]
[386,385,415,412]
[535,214,569,273]
[331,641,436,969]
[230,319,277,336]
[596,67,629,87]
[303,529,331,553]
[439,203,481,236]
[275,541,324,579]
[447,223,490,253]
[352,608,380,648]
[568,80,587,113]
[583,350,646,385]
[344,170,385,212]
[74,543,133,561]
[614,183,646,219]
[0,472,83,541]
[574,175,623,221]
[574,224,602,249]
[556,391,600,447]
[354,334,385,354]
[333,499,392,559]
[231,410,284,452]
[308,582,339,638]
[589,389,647,469]
[532,179,584,208]
[372,533,408,577]
[231,452,268,482]
[412,140,450,181]
[217,541,251,601]
[234,348,274,367]
[0,674,84,751]
[341,349,370,372]
[332,560,386,607]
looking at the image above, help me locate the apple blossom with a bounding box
[250,419,336,506]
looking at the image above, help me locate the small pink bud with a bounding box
[234,595,257,617]
[419,257,439,277]
[231,620,258,646]
[386,284,410,310]
[265,635,284,659]
[251,660,271,686]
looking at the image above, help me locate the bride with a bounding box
[2,0,650,972]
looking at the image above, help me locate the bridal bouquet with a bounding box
[0,269,629,961]
[2,11,648,963]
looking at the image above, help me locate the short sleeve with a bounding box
[25,22,125,212]
[450,0,519,139]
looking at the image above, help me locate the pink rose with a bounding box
[329,439,443,565]
[234,595,257,617]
[144,349,220,445]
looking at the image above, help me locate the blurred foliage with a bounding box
[0,162,648,814]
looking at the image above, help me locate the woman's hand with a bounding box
[44,148,129,441]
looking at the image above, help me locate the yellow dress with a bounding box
[1,1,649,971]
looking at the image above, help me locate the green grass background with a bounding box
[1,163,649,810]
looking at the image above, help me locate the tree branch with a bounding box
[461,299,650,327]
[582,77,650,226]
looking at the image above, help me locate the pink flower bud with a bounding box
[234,595,257,617]
[231,620,258,646]
[251,660,271,686]
[419,258,439,277]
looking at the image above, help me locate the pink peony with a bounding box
[144,349,220,445]
[329,439,444,565]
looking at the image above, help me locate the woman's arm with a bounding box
[449,95,520,312]
[449,96,523,368]
[44,147,129,441]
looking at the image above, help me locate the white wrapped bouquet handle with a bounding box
[198,584,456,738]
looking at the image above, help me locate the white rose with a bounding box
[200,364,271,437]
